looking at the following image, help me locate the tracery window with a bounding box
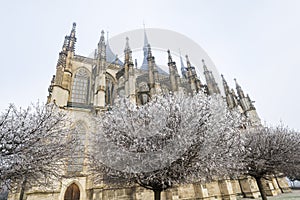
[67,122,86,173]
[105,74,115,106]
[71,68,90,104]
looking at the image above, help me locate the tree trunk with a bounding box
[154,190,161,200]
[274,176,284,193]
[19,177,27,200]
[255,176,268,200]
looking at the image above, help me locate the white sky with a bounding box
[0,0,299,130]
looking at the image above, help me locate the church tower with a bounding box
[48,23,77,107]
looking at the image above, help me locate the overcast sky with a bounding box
[0,0,299,130]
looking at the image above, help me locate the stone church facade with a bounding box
[9,23,290,200]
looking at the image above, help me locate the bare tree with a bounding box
[240,125,300,200]
[89,93,242,200]
[0,103,76,200]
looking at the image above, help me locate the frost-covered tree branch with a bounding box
[240,125,300,200]
[89,93,242,200]
[0,103,76,198]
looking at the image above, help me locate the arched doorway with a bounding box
[64,183,80,200]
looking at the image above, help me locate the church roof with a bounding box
[106,35,124,66]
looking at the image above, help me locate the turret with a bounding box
[202,59,220,95]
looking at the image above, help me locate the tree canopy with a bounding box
[89,93,243,200]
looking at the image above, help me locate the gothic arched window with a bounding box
[71,68,90,104]
[67,122,86,173]
[105,74,115,106]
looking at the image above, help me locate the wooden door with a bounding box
[64,183,80,200]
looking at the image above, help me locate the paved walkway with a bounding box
[242,190,300,200]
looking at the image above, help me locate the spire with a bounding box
[231,88,239,106]
[125,36,130,51]
[202,59,209,72]
[185,55,197,93]
[234,79,258,122]
[62,36,68,52]
[234,78,245,99]
[168,50,179,92]
[147,44,153,60]
[202,59,220,95]
[141,26,150,70]
[247,94,256,110]
[106,31,109,44]
[70,22,76,37]
[97,30,106,60]
[135,59,138,69]
[68,22,77,52]
[57,24,75,68]
[185,55,192,69]
[143,24,149,47]
[221,74,230,95]
[167,49,173,63]
[124,37,133,64]
[221,74,237,109]
[179,50,187,78]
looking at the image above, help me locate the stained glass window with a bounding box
[71,68,90,104]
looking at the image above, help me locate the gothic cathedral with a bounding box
[8,23,289,200]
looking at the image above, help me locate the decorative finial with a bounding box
[101,30,105,36]
[72,22,76,29]
[167,49,173,63]
[185,55,191,68]
[147,43,152,57]
[125,37,130,49]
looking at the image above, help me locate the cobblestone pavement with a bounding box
[242,190,300,200]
